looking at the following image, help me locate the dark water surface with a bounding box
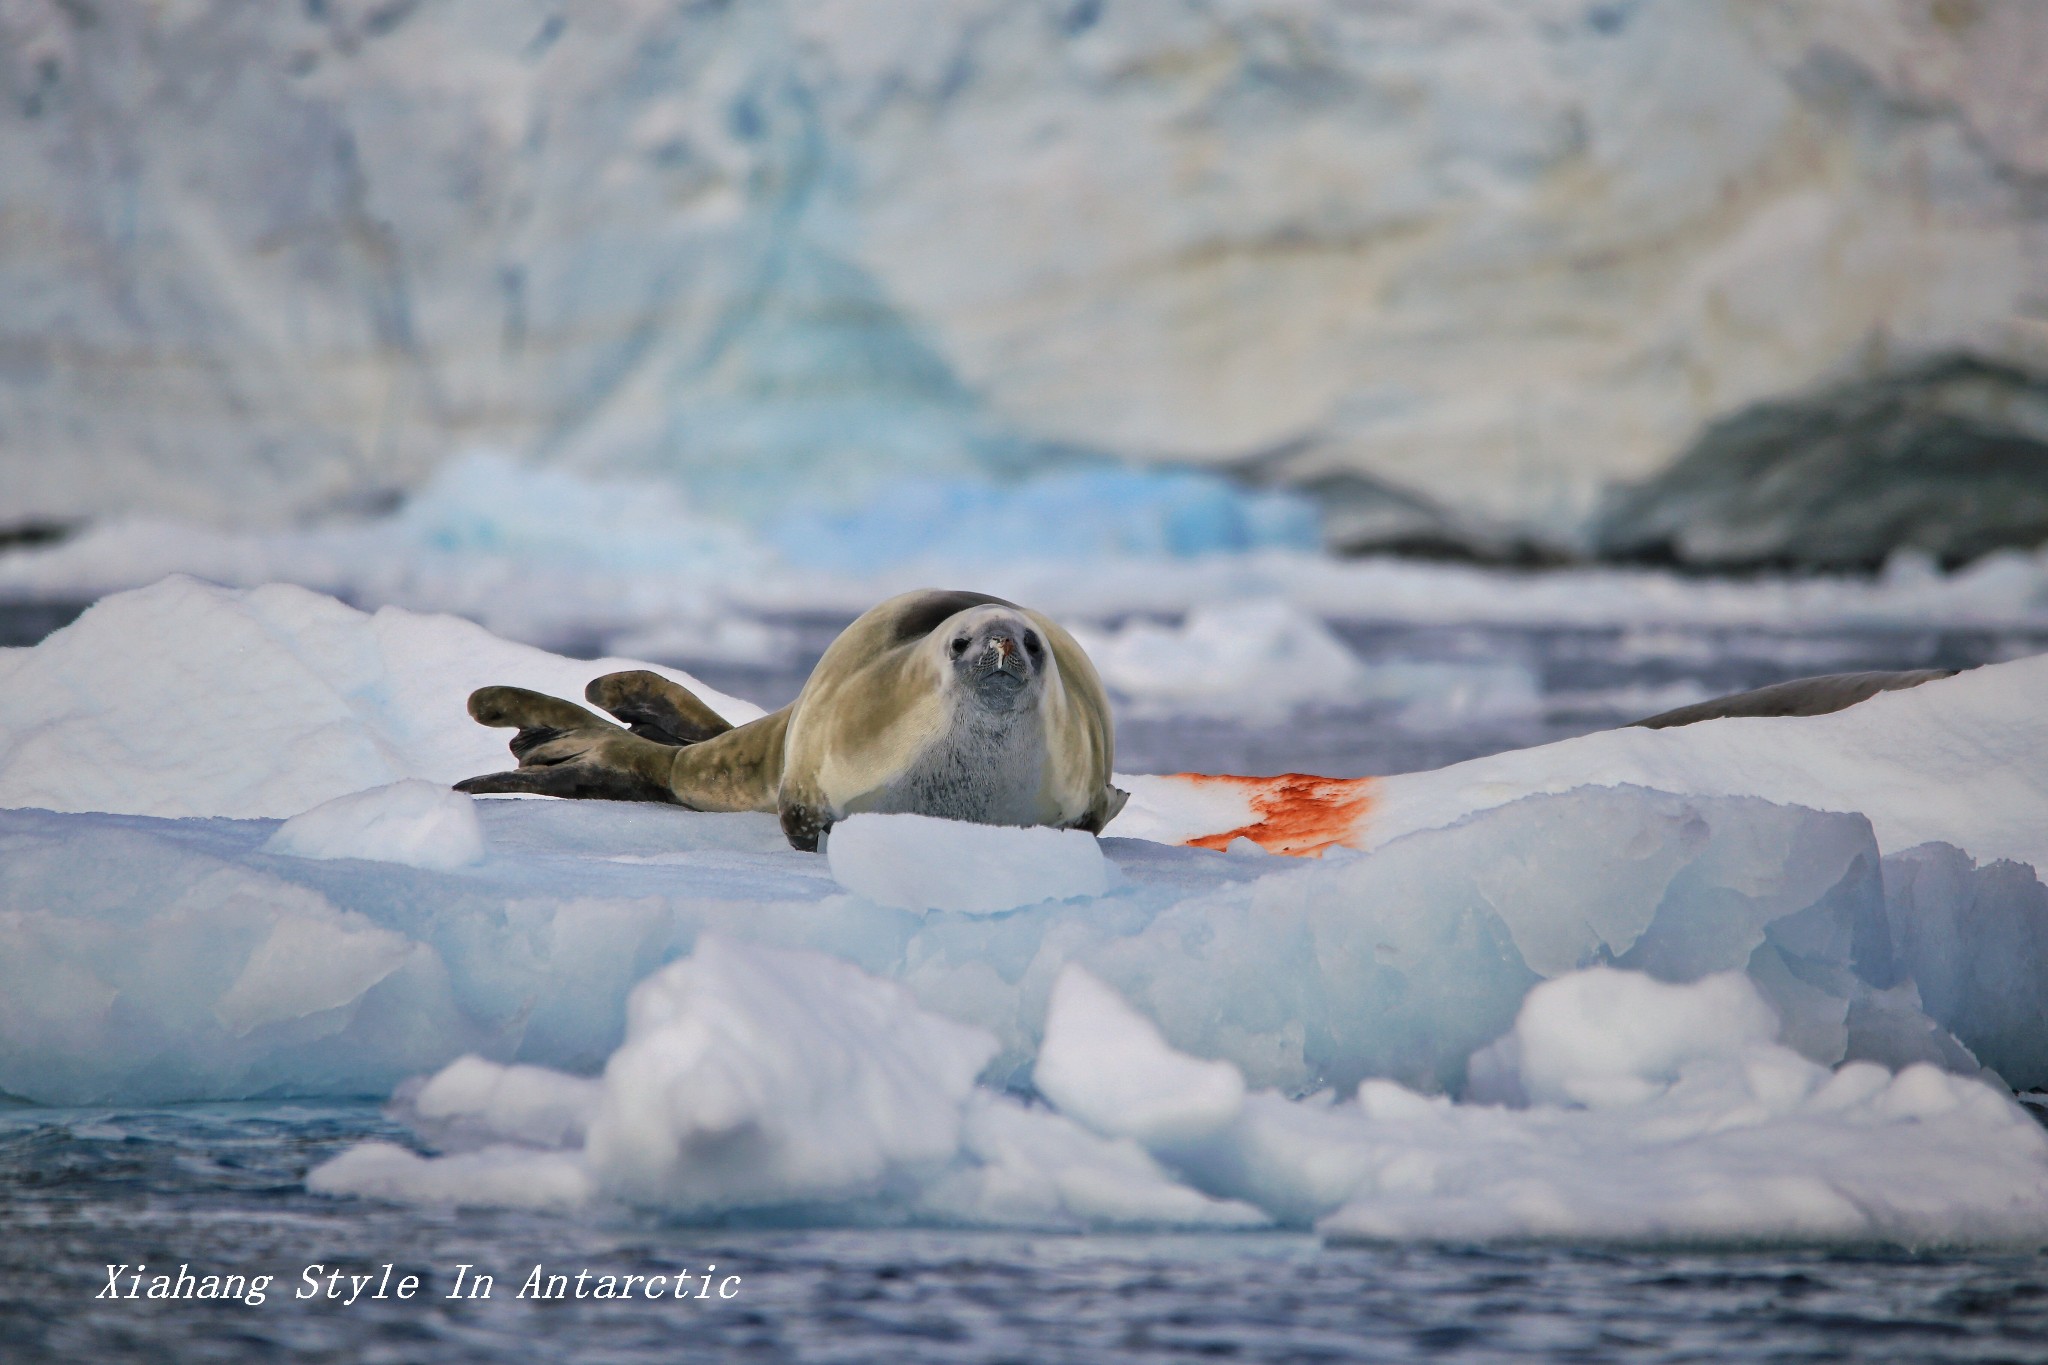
[5,602,2048,1360]
[5,1105,2046,1365]
[674,613,2048,777]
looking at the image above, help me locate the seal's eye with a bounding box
[1023,631,1042,658]
[951,637,969,657]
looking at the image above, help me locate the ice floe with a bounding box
[1,574,2045,1244]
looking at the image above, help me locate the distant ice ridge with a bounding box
[0,453,1317,658]
[308,944,2048,1245]
[3,459,2048,664]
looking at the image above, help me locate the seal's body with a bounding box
[457,590,1126,851]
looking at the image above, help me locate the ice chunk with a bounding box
[1883,843,2048,1089]
[395,1055,601,1152]
[309,935,1263,1229]
[306,1142,594,1213]
[0,810,475,1104]
[582,936,998,1212]
[1310,970,2048,1245]
[915,1093,1269,1230]
[1070,599,1365,721]
[1372,659,1543,732]
[827,813,1110,915]
[264,781,486,871]
[1465,969,1781,1109]
[1034,965,1244,1147]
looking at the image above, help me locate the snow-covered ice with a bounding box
[0,575,760,820]
[2,575,2046,1243]
[1119,652,2048,873]
[827,814,1112,915]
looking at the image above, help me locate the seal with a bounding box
[455,589,1128,851]
[1632,668,1958,729]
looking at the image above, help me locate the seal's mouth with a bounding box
[972,649,1028,686]
[964,635,1031,707]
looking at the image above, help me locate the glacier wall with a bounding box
[5,0,2047,539]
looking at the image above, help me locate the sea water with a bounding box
[6,1104,2047,1363]
[3,606,2046,1361]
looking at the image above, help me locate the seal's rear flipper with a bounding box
[455,765,679,804]
[585,670,734,746]
[466,685,619,763]
[458,683,684,805]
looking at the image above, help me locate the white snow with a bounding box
[1367,655,2048,873]
[264,781,487,871]
[827,814,1112,915]
[0,575,761,820]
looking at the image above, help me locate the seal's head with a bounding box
[941,607,1048,714]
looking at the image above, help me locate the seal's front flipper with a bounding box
[585,671,734,746]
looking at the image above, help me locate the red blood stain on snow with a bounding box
[1176,772,1376,858]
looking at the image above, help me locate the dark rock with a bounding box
[1593,355,2048,572]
